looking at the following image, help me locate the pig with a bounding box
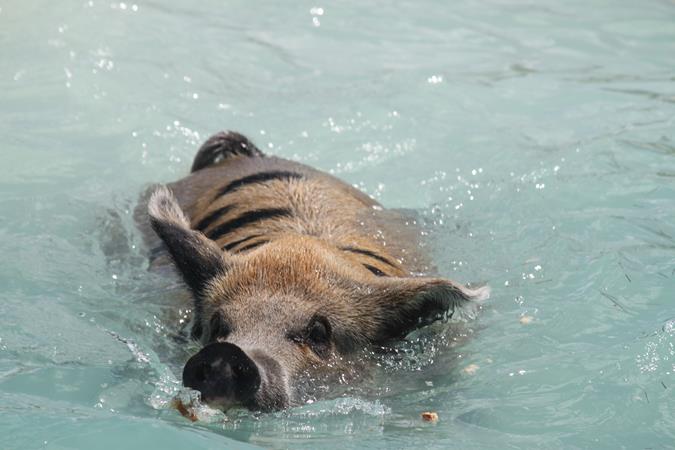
[142,131,488,412]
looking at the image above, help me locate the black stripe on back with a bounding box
[194,204,235,232]
[236,240,269,253]
[340,246,398,268]
[206,208,292,241]
[215,171,303,200]
[222,234,263,251]
[363,264,387,277]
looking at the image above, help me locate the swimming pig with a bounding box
[141,131,488,411]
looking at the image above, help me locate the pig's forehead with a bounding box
[212,301,323,345]
[211,290,325,322]
[206,264,360,303]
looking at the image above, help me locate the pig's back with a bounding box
[136,148,433,275]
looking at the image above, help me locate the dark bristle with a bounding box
[206,208,292,241]
[363,264,387,277]
[194,204,235,232]
[235,240,269,253]
[340,246,398,269]
[222,234,263,251]
[214,171,303,200]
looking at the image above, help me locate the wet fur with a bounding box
[139,131,489,410]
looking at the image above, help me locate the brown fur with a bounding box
[139,131,488,411]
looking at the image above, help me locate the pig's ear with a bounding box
[368,277,489,343]
[148,186,230,300]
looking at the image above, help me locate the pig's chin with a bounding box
[202,380,291,412]
[245,351,292,411]
[248,371,292,412]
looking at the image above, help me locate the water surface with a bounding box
[1,0,674,448]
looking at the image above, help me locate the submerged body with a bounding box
[140,131,488,411]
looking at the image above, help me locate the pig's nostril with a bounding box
[193,362,209,384]
[234,362,253,378]
[183,342,261,404]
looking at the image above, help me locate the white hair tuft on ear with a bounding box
[147,185,190,229]
[447,284,490,321]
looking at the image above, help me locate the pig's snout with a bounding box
[182,342,261,406]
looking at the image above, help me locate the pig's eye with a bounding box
[308,317,331,345]
[289,316,332,357]
[208,313,231,342]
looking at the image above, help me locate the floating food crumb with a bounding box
[519,315,534,324]
[463,363,480,375]
[421,411,439,422]
[172,398,198,422]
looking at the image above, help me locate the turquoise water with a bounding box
[1,0,674,448]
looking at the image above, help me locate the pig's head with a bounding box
[148,187,488,411]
